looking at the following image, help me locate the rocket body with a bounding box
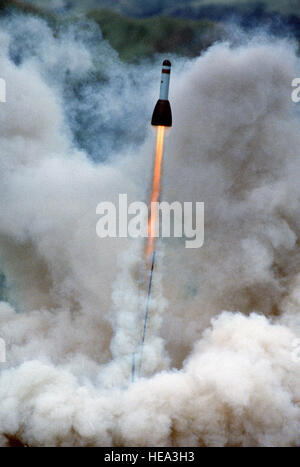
[159,60,171,100]
[151,60,172,127]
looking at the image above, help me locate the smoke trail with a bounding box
[0,14,299,446]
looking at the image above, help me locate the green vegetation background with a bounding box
[1,1,300,61]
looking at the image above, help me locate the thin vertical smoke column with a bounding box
[134,61,172,380]
[138,250,156,377]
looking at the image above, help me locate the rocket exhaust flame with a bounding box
[135,125,166,380]
[146,125,166,260]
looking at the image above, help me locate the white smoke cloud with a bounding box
[0,14,299,446]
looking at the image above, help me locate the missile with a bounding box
[151,60,172,127]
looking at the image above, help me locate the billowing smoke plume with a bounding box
[0,14,299,447]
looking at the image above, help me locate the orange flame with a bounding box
[146,125,166,259]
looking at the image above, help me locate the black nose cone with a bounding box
[163,59,171,67]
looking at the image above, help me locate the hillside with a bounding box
[0,2,222,62]
[88,9,219,61]
[18,0,300,19]
[1,0,300,62]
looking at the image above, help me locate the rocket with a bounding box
[151,60,172,127]
[133,60,173,382]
